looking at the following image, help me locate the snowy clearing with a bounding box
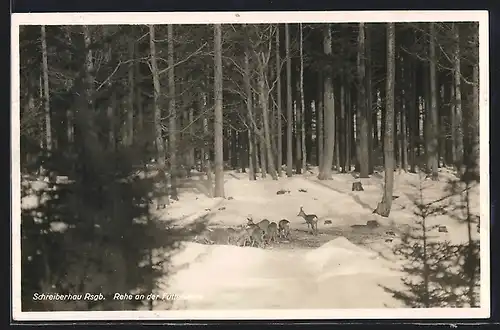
[137,167,480,310]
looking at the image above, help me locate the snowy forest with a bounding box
[18,21,481,312]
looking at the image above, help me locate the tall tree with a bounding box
[374,23,396,217]
[317,72,324,167]
[149,25,168,207]
[258,46,278,180]
[168,25,179,199]
[365,24,374,173]
[40,25,52,152]
[357,23,369,178]
[213,24,225,198]
[276,26,283,177]
[318,24,335,180]
[452,23,464,167]
[427,22,439,180]
[299,23,307,171]
[285,23,293,177]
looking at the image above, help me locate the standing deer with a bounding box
[297,206,318,235]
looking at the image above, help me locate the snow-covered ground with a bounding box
[148,167,480,310]
[19,167,481,310]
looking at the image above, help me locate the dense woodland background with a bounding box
[18,22,481,311]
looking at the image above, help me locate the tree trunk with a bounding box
[470,33,480,176]
[294,99,302,174]
[340,77,346,172]
[40,25,52,152]
[213,24,225,197]
[317,72,324,168]
[452,23,464,168]
[427,23,439,180]
[366,24,374,174]
[285,23,293,177]
[64,29,74,145]
[318,24,335,180]
[345,84,351,172]
[149,25,168,207]
[299,23,307,172]
[401,62,408,172]
[243,33,257,181]
[188,107,195,173]
[409,56,417,173]
[167,25,179,199]
[258,56,278,180]
[357,23,369,178]
[259,134,267,178]
[374,23,396,217]
[276,26,283,177]
[203,115,214,196]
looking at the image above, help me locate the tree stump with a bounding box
[366,220,380,228]
[352,182,364,191]
[438,225,448,233]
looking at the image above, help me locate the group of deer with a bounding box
[234,207,319,248]
[230,217,292,248]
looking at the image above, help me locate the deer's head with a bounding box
[297,207,305,216]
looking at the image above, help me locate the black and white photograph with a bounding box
[11,11,490,321]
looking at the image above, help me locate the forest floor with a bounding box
[150,166,480,310]
[19,166,481,310]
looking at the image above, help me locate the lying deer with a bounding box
[297,206,318,235]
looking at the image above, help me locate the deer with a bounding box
[246,217,270,232]
[278,219,291,240]
[265,222,279,244]
[297,206,318,235]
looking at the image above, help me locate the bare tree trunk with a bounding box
[340,76,346,172]
[374,23,396,217]
[317,73,324,167]
[345,84,351,172]
[409,56,417,173]
[167,25,179,200]
[188,107,195,173]
[299,23,307,171]
[285,23,293,177]
[40,25,52,152]
[247,129,256,180]
[427,23,439,180]
[400,55,409,172]
[258,56,278,180]
[452,23,464,168]
[149,25,168,207]
[203,115,214,196]
[259,134,267,178]
[64,29,74,145]
[213,24,225,197]
[318,25,335,180]
[276,26,283,176]
[357,23,369,178]
[470,32,480,175]
[366,24,374,174]
[294,99,302,174]
[243,34,257,181]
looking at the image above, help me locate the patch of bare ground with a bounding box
[189,222,413,250]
